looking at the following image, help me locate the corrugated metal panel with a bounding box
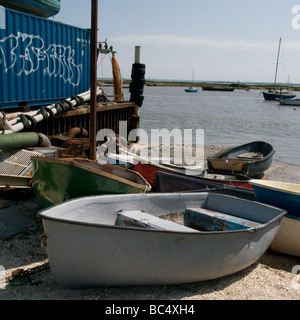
[0,6,90,109]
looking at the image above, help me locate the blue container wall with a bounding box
[0,6,90,109]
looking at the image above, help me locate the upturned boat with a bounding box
[31,156,151,208]
[38,192,285,288]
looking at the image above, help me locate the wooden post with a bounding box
[90,0,98,160]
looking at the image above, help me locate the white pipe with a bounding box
[134,46,141,64]
[0,88,103,134]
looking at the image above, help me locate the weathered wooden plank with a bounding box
[115,210,199,232]
[184,207,262,231]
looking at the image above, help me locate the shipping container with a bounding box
[0,6,90,109]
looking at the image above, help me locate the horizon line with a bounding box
[97,78,300,86]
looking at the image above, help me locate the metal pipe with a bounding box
[0,132,40,149]
[89,0,98,160]
[135,46,141,64]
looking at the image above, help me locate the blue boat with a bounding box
[206,141,275,178]
[250,179,300,218]
[185,87,198,93]
[250,179,300,257]
[263,38,296,101]
[185,69,198,92]
[0,0,60,18]
[263,90,296,101]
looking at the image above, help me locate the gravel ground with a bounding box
[0,145,300,300]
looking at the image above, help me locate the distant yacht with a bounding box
[185,68,198,93]
[185,86,198,93]
[263,38,296,101]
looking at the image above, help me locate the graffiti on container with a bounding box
[0,32,84,87]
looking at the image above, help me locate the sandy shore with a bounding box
[0,145,300,300]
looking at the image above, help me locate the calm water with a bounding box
[120,86,300,166]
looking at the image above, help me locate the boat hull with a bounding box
[156,171,255,200]
[279,99,300,106]
[32,157,151,208]
[250,179,300,218]
[250,179,300,257]
[207,141,274,177]
[202,86,234,92]
[135,161,253,189]
[38,192,285,288]
[134,162,167,187]
[185,89,198,92]
[263,91,296,101]
[133,161,202,188]
[269,215,300,257]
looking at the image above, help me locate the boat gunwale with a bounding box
[31,156,151,192]
[155,170,255,195]
[250,179,300,196]
[285,214,300,222]
[37,193,286,235]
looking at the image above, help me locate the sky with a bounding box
[53,0,300,84]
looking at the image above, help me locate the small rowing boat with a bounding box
[38,192,285,288]
[207,141,274,177]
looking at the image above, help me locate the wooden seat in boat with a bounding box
[184,207,263,231]
[115,210,199,232]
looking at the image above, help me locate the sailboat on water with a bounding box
[263,38,296,101]
[185,69,198,92]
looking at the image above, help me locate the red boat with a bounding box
[116,149,252,189]
[134,161,204,188]
[134,161,253,190]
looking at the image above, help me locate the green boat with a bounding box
[0,0,60,18]
[31,157,151,208]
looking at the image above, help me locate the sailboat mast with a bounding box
[274,38,281,88]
